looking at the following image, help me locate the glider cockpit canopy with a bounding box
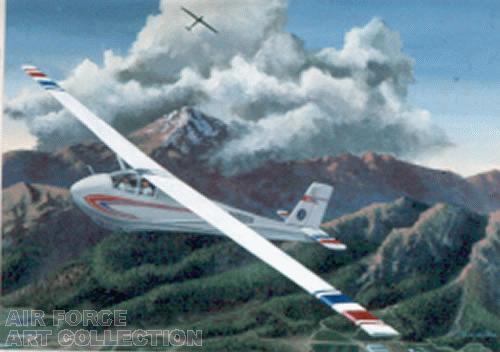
[111,170,156,197]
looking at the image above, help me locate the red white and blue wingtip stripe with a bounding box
[22,65,64,91]
[314,289,399,337]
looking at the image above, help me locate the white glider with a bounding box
[22,65,399,337]
[181,7,218,34]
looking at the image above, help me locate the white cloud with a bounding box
[6,1,449,172]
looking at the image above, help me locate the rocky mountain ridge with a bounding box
[2,194,498,350]
[3,107,499,220]
[2,106,499,350]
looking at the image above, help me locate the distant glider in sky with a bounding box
[22,65,400,338]
[181,6,218,34]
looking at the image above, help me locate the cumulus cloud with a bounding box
[6,0,449,171]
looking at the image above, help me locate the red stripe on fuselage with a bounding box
[84,194,191,220]
[85,195,138,219]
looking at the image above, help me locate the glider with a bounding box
[181,7,218,34]
[22,65,399,337]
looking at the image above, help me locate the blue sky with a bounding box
[4,0,499,175]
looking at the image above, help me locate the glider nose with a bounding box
[70,178,89,211]
[70,178,87,200]
[70,174,112,201]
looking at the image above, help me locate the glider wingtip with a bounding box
[21,65,63,91]
[361,323,400,337]
[21,64,37,71]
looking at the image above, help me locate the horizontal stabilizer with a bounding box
[301,227,347,251]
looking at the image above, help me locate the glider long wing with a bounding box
[181,6,200,21]
[198,20,218,34]
[22,65,399,337]
[181,7,218,33]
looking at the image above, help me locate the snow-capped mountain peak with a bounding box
[131,106,228,154]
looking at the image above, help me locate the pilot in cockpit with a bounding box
[116,176,135,193]
[140,179,155,196]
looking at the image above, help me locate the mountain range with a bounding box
[2,107,499,351]
[4,108,498,220]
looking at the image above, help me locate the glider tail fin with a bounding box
[285,182,333,228]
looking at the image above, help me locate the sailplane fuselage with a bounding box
[70,170,314,243]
